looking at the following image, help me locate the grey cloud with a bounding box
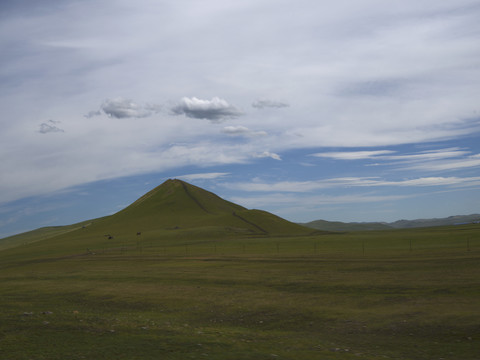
[171,97,243,121]
[39,120,64,134]
[101,98,161,119]
[84,110,101,118]
[222,125,267,137]
[252,99,289,109]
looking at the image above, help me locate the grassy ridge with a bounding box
[0,224,479,359]
[302,214,480,231]
[301,219,392,231]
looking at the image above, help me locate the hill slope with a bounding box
[0,219,97,251]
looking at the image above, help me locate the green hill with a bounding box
[0,179,315,257]
[98,179,313,235]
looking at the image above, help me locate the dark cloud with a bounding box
[171,97,243,121]
[101,98,161,119]
[252,99,289,109]
[39,120,64,134]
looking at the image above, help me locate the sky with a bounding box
[1,0,480,238]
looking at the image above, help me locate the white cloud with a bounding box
[224,176,480,193]
[176,172,230,181]
[253,151,282,161]
[171,97,243,121]
[340,176,480,188]
[394,177,480,187]
[230,192,410,210]
[311,148,477,171]
[404,155,480,172]
[312,150,395,160]
[225,180,323,192]
[383,148,471,162]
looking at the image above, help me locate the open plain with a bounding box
[1,228,479,359]
[0,180,479,359]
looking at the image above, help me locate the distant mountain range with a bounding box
[300,214,480,232]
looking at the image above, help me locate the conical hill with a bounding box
[102,179,311,236]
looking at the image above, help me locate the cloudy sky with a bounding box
[1,0,480,237]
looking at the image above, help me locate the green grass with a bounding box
[0,224,479,359]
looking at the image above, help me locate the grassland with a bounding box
[0,224,479,359]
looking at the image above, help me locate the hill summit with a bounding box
[117,179,246,221]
